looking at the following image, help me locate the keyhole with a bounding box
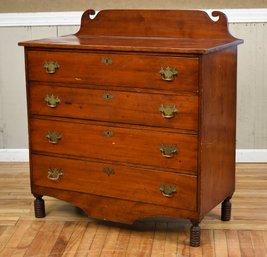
[103,93,114,101]
[103,130,114,137]
[101,58,113,66]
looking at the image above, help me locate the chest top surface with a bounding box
[19,9,243,54]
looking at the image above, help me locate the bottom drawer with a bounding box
[31,155,197,211]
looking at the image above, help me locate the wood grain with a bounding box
[30,84,199,132]
[27,50,199,92]
[19,10,243,54]
[0,162,267,256]
[31,154,197,211]
[19,9,243,248]
[199,47,237,216]
[30,118,198,173]
[77,10,235,40]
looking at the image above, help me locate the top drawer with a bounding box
[27,50,199,93]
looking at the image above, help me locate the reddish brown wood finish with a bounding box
[19,10,242,54]
[19,9,243,247]
[30,84,198,131]
[32,185,200,224]
[27,50,199,93]
[77,10,235,39]
[31,154,197,211]
[30,118,198,173]
[19,36,242,54]
[199,47,237,217]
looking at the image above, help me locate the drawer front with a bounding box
[30,84,198,131]
[27,51,199,92]
[31,154,197,211]
[30,119,198,172]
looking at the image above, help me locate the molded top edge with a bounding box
[18,9,243,53]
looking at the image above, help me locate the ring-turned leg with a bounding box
[221,196,232,221]
[190,220,200,247]
[33,194,46,218]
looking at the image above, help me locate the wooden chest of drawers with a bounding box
[19,9,243,247]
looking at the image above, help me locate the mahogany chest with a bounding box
[19,9,243,246]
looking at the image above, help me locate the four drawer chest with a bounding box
[19,9,243,247]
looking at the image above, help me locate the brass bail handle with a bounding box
[160,144,177,158]
[47,168,64,181]
[160,184,177,197]
[46,131,62,144]
[159,104,178,119]
[44,61,60,74]
[45,94,61,108]
[159,67,178,81]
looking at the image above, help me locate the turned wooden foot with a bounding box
[33,194,46,218]
[221,196,232,221]
[190,221,200,247]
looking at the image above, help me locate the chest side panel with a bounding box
[199,47,237,216]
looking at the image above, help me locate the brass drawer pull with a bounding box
[101,57,113,66]
[159,104,178,119]
[103,167,115,176]
[160,184,176,197]
[160,67,178,81]
[44,61,60,74]
[103,130,114,137]
[48,168,64,181]
[46,131,62,144]
[160,144,177,158]
[44,94,61,108]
